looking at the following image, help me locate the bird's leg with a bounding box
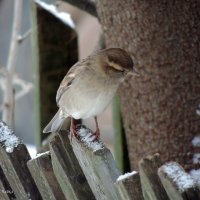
[91,116,100,140]
[94,116,100,136]
[70,117,78,140]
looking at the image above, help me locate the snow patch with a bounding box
[190,169,200,185]
[193,153,200,164]
[196,104,200,116]
[35,0,74,28]
[192,135,200,147]
[77,127,104,152]
[162,162,196,192]
[26,144,37,158]
[0,121,21,153]
[196,109,200,116]
[35,151,50,159]
[117,171,137,182]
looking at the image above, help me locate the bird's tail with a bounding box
[43,109,69,133]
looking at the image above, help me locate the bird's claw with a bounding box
[89,128,100,141]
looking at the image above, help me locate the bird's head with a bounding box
[97,48,138,81]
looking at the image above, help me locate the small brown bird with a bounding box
[43,48,137,140]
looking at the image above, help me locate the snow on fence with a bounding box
[0,121,199,200]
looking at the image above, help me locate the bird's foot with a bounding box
[90,128,100,141]
[70,126,79,141]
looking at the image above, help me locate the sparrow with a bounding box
[43,48,137,140]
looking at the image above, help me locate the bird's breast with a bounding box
[59,74,119,119]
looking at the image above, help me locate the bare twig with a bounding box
[14,75,33,100]
[0,68,6,92]
[2,0,23,126]
[0,67,6,76]
[0,72,33,110]
[62,0,97,17]
[17,29,32,43]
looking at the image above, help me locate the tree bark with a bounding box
[96,0,200,170]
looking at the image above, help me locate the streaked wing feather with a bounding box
[56,61,86,104]
[56,75,75,104]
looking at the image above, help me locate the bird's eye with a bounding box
[115,68,125,73]
[118,68,125,72]
[107,62,125,73]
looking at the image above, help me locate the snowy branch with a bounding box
[62,0,97,17]
[36,0,74,28]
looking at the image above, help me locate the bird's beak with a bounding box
[133,68,140,77]
[127,68,140,78]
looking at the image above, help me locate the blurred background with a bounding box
[0,0,114,157]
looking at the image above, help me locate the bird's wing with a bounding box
[56,61,86,105]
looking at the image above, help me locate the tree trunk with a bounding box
[96,0,200,170]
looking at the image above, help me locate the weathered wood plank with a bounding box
[49,130,95,200]
[158,162,200,200]
[139,153,169,200]
[37,132,57,154]
[27,151,66,200]
[71,125,122,200]
[0,165,15,200]
[115,171,144,200]
[0,121,42,200]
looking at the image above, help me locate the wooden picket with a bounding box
[0,121,199,200]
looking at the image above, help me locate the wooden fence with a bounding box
[0,121,199,200]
